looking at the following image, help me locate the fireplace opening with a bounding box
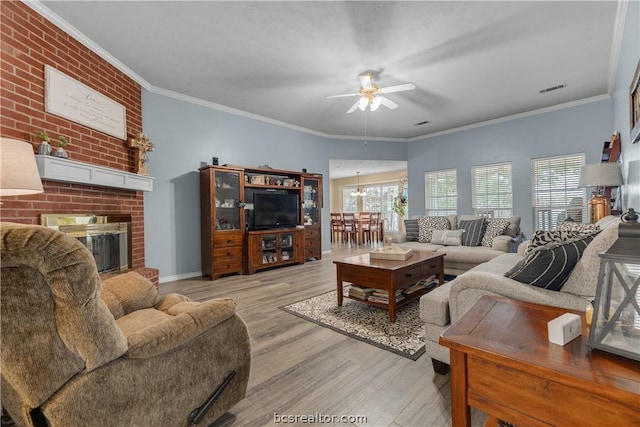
[41,214,132,273]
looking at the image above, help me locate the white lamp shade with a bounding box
[1,137,44,196]
[579,163,624,188]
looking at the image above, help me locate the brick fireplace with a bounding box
[1,2,157,284]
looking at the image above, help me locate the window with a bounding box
[362,183,400,232]
[471,162,512,218]
[342,187,357,213]
[425,169,457,216]
[532,154,586,230]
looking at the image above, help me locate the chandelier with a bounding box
[350,171,366,197]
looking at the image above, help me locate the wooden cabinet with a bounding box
[302,173,322,260]
[200,166,245,279]
[200,164,322,280]
[246,228,304,274]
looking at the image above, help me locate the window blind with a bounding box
[532,154,585,230]
[425,169,457,216]
[471,162,513,218]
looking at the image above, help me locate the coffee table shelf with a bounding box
[334,251,445,322]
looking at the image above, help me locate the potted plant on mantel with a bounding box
[33,130,51,155]
[54,136,70,159]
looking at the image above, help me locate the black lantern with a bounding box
[587,222,640,361]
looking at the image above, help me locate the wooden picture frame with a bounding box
[251,175,265,185]
[630,59,640,144]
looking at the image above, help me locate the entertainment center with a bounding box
[199,164,322,279]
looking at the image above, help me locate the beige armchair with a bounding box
[1,222,251,427]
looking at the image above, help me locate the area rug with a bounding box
[279,287,425,360]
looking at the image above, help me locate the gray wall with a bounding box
[612,0,640,211]
[142,92,406,281]
[406,99,613,237]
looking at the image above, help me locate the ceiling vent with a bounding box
[539,84,566,94]
[414,120,430,126]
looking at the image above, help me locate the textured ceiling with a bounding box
[37,0,622,143]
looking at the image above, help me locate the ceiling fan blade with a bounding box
[379,83,416,94]
[358,73,372,90]
[346,100,361,113]
[380,96,399,110]
[326,92,359,99]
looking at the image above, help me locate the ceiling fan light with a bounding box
[370,96,382,111]
[358,97,368,111]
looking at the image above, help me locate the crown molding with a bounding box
[22,0,151,90]
[607,0,629,94]
[410,94,612,142]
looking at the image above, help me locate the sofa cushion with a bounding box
[458,218,486,246]
[436,245,505,265]
[419,282,451,326]
[418,216,450,243]
[505,233,597,291]
[404,219,419,241]
[431,229,464,246]
[481,219,510,247]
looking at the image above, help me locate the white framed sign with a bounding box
[45,65,126,140]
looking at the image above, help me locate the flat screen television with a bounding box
[253,192,300,230]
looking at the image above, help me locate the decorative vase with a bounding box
[621,208,638,223]
[38,141,51,155]
[53,147,68,159]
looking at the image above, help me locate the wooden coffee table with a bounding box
[440,296,640,427]
[334,251,444,322]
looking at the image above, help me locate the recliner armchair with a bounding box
[1,222,251,426]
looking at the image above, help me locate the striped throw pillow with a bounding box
[404,219,419,242]
[506,233,597,291]
[458,218,486,246]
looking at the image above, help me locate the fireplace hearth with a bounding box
[41,214,131,273]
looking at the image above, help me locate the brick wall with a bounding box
[1,1,149,271]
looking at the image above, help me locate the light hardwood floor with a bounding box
[159,242,489,427]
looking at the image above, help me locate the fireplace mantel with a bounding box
[35,155,154,192]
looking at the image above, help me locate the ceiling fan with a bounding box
[326,72,416,113]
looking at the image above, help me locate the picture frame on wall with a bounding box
[630,59,640,144]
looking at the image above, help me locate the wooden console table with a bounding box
[440,296,640,427]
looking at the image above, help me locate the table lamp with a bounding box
[1,137,44,196]
[579,163,623,223]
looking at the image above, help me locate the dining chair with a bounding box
[330,213,344,243]
[341,213,358,245]
[366,212,382,243]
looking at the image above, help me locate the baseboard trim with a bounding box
[159,271,202,284]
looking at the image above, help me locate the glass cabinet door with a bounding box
[303,177,320,225]
[214,170,242,231]
[280,232,294,260]
[261,234,277,263]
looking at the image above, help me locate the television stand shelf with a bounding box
[246,228,304,274]
[199,164,322,280]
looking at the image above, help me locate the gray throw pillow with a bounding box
[458,218,486,246]
[506,233,597,291]
[404,219,419,242]
[431,229,464,246]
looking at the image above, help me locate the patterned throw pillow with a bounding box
[404,219,419,242]
[555,221,600,233]
[524,229,594,256]
[458,218,486,246]
[481,219,510,247]
[417,216,451,243]
[431,229,464,246]
[506,233,597,291]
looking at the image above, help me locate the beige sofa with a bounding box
[419,216,621,374]
[397,214,522,276]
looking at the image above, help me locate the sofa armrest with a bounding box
[124,296,238,359]
[448,271,590,321]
